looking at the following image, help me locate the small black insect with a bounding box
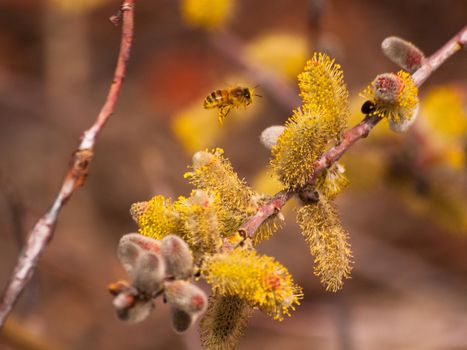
[361,100,376,115]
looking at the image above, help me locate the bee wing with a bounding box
[217,105,233,124]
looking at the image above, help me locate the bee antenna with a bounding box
[254,84,260,89]
[255,94,263,98]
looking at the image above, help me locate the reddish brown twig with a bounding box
[412,24,467,86]
[0,0,136,328]
[239,25,467,239]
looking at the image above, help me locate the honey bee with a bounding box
[361,100,376,115]
[203,86,257,123]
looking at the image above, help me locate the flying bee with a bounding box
[203,86,259,123]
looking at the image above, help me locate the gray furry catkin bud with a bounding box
[260,125,285,149]
[164,280,208,315]
[117,233,161,279]
[160,235,194,280]
[374,73,403,103]
[133,251,165,295]
[381,36,425,73]
[116,300,154,324]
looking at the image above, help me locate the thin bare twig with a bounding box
[0,0,136,328]
[239,25,467,239]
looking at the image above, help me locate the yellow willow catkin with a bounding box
[271,53,350,189]
[200,295,251,350]
[185,149,255,212]
[185,149,281,241]
[360,70,419,125]
[253,214,283,245]
[271,106,329,188]
[131,196,179,240]
[298,52,349,138]
[175,190,224,259]
[296,199,353,292]
[201,248,302,320]
[315,162,349,200]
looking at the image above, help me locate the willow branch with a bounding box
[0,0,136,328]
[239,25,467,239]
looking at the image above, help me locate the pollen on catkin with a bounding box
[201,248,302,320]
[271,53,351,189]
[381,36,426,73]
[186,149,254,211]
[361,70,419,132]
[131,196,179,240]
[270,106,328,188]
[315,162,349,200]
[298,52,350,137]
[252,213,284,245]
[174,190,224,259]
[185,149,265,235]
[200,295,251,350]
[296,199,353,292]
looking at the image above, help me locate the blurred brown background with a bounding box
[0,0,466,349]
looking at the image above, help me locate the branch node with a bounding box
[70,149,93,189]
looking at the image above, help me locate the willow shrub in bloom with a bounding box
[112,49,422,349]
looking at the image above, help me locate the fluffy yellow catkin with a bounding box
[296,199,353,292]
[271,53,350,189]
[200,295,251,350]
[315,162,349,200]
[175,190,224,259]
[186,149,255,213]
[201,247,302,320]
[298,52,350,138]
[185,149,281,243]
[361,70,419,127]
[271,106,329,188]
[131,196,179,240]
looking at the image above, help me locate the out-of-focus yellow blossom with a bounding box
[49,0,111,13]
[252,167,283,195]
[422,87,467,138]
[172,103,226,154]
[181,0,234,30]
[420,87,467,169]
[246,32,308,80]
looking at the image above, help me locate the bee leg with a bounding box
[218,105,232,124]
